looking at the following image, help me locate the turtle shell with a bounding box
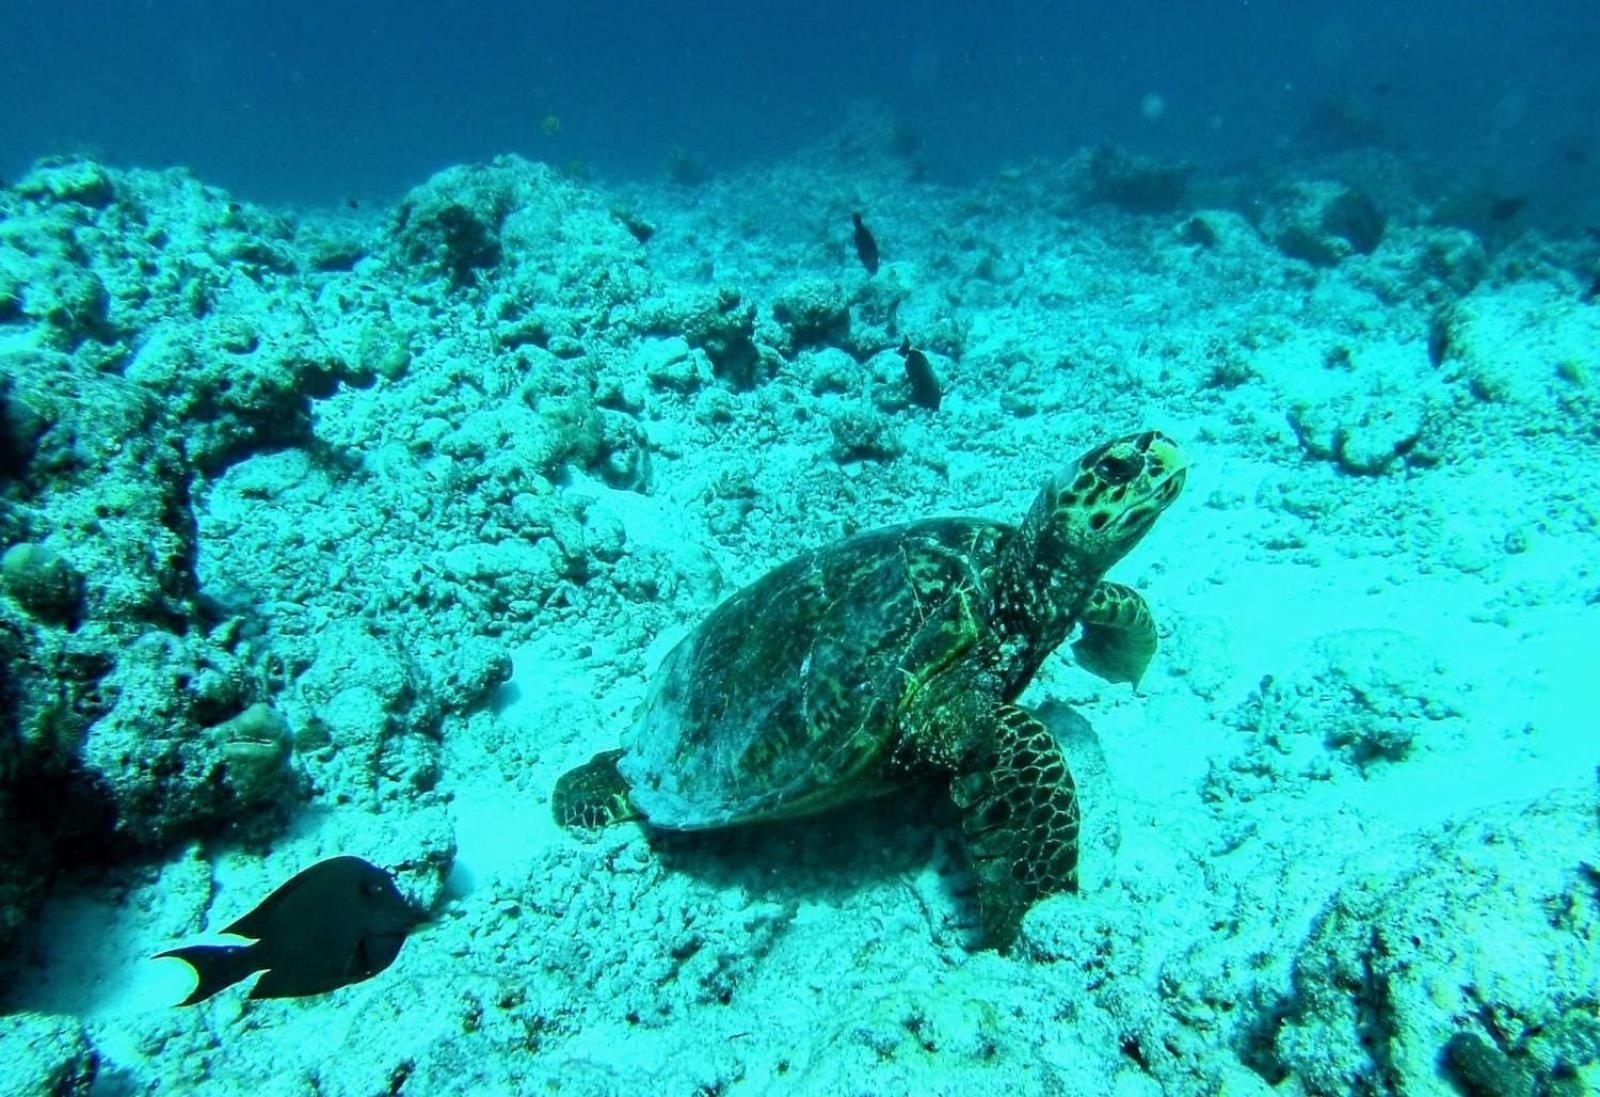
[617,518,1008,829]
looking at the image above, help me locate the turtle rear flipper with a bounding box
[1072,581,1157,687]
[950,704,1080,950]
[553,748,641,829]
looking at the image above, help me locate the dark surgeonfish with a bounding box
[1487,194,1527,222]
[852,211,880,274]
[157,856,423,1006]
[897,336,942,411]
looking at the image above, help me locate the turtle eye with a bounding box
[1094,451,1143,484]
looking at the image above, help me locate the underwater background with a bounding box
[2,1,1598,1094]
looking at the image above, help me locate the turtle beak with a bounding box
[1146,434,1190,498]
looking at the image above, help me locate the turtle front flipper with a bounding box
[950,704,1080,950]
[553,748,642,829]
[1072,581,1158,687]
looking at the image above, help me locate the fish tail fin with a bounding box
[155,943,263,1006]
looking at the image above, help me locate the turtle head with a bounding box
[1041,431,1188,571]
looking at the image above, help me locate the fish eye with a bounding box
[1094,451,1143,484]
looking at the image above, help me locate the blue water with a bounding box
[4,0,1597,210]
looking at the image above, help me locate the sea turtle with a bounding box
[553,430,1188,948]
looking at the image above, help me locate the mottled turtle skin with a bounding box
[555,431,1188,947]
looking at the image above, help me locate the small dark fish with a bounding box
[1487,195,1527,222]
[897,337,941,411]
[852,211,880,275]
[1427,309,1453,367]
[346,196,360,211]
[157,856,422,1006]
[1585,272,1600,303]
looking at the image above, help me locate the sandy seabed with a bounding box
[1,121,1597,1096]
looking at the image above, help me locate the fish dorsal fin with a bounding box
[221,855,368,938]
